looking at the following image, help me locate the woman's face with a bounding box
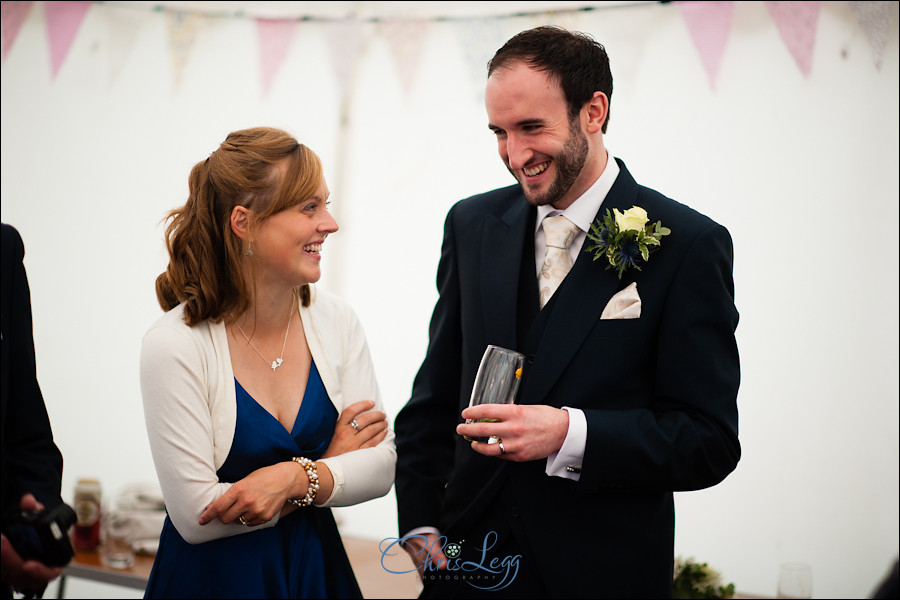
[251,180,338,288]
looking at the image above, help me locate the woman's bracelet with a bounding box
[288,456,319,507]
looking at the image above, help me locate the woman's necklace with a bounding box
[236,295,294,372]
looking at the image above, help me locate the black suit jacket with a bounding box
[1,224,64,526]
[394,160,740,598]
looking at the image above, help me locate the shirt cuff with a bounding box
[545,407,586,481]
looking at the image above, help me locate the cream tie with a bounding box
[538,215,580,308]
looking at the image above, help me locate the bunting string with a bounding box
[1,0,896,92]
[87,0,663,24]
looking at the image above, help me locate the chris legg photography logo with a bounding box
[379,531,521,591]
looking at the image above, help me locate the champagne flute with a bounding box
[463,345,525,443]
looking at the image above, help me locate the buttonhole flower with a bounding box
[584,206,671,279]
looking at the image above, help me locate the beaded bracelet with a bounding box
[288,456,319,508]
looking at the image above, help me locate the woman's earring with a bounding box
[244,243,254,257]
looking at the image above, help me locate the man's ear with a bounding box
[585,92,609,134]
[231,205,251,240]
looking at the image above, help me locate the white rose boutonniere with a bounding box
[585,205,671,279]
[615,206,649,232]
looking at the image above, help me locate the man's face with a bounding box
[485,62,589,209]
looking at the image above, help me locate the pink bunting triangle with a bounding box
[43,0,90,78]
[1,0,33,62]
[257,18,297,98]
[764,1,821,77]
[676,1,735,90]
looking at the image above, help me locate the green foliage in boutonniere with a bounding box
[584,205,671,279]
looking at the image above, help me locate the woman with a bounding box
[140,127,395,598]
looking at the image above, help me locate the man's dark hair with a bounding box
[488,26,613,133]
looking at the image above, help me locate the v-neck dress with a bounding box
[144,361,362,599]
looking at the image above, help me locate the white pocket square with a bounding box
[600,282,641,320]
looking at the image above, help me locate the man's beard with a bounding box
[515,118,589,207]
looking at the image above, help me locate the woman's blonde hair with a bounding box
[155,127,323,326]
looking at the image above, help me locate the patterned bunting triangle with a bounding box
[455,18,511,103]
[322,20,368,104]
[165,10,202,89]
[105,5,143,86]
[380,18,429,98]
[849,0,897,68]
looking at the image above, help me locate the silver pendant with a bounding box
[270,358,284,371]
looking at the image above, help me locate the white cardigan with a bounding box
[140,287,396,544]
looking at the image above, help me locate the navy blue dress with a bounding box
[144,362,362,599]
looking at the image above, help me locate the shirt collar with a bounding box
[535,152,620,234]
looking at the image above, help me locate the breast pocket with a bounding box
[591,316,651,339]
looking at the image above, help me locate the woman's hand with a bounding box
[197,401,387,528]
[198,461,302,527]
[321,400,388,459]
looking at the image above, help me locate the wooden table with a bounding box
[59,536,421,599]
[57,549,153,597]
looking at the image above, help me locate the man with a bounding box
[394,26,740,598]
[1,223,67,599]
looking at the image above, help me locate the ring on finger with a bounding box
[498,438,506,455]
[238,515,251,526]
[350,419,360,432]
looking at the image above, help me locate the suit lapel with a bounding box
[519,250,619,406]
[519,161,641,406]
[481,199,532,349]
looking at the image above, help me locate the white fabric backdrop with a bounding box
[2,2,897,597]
